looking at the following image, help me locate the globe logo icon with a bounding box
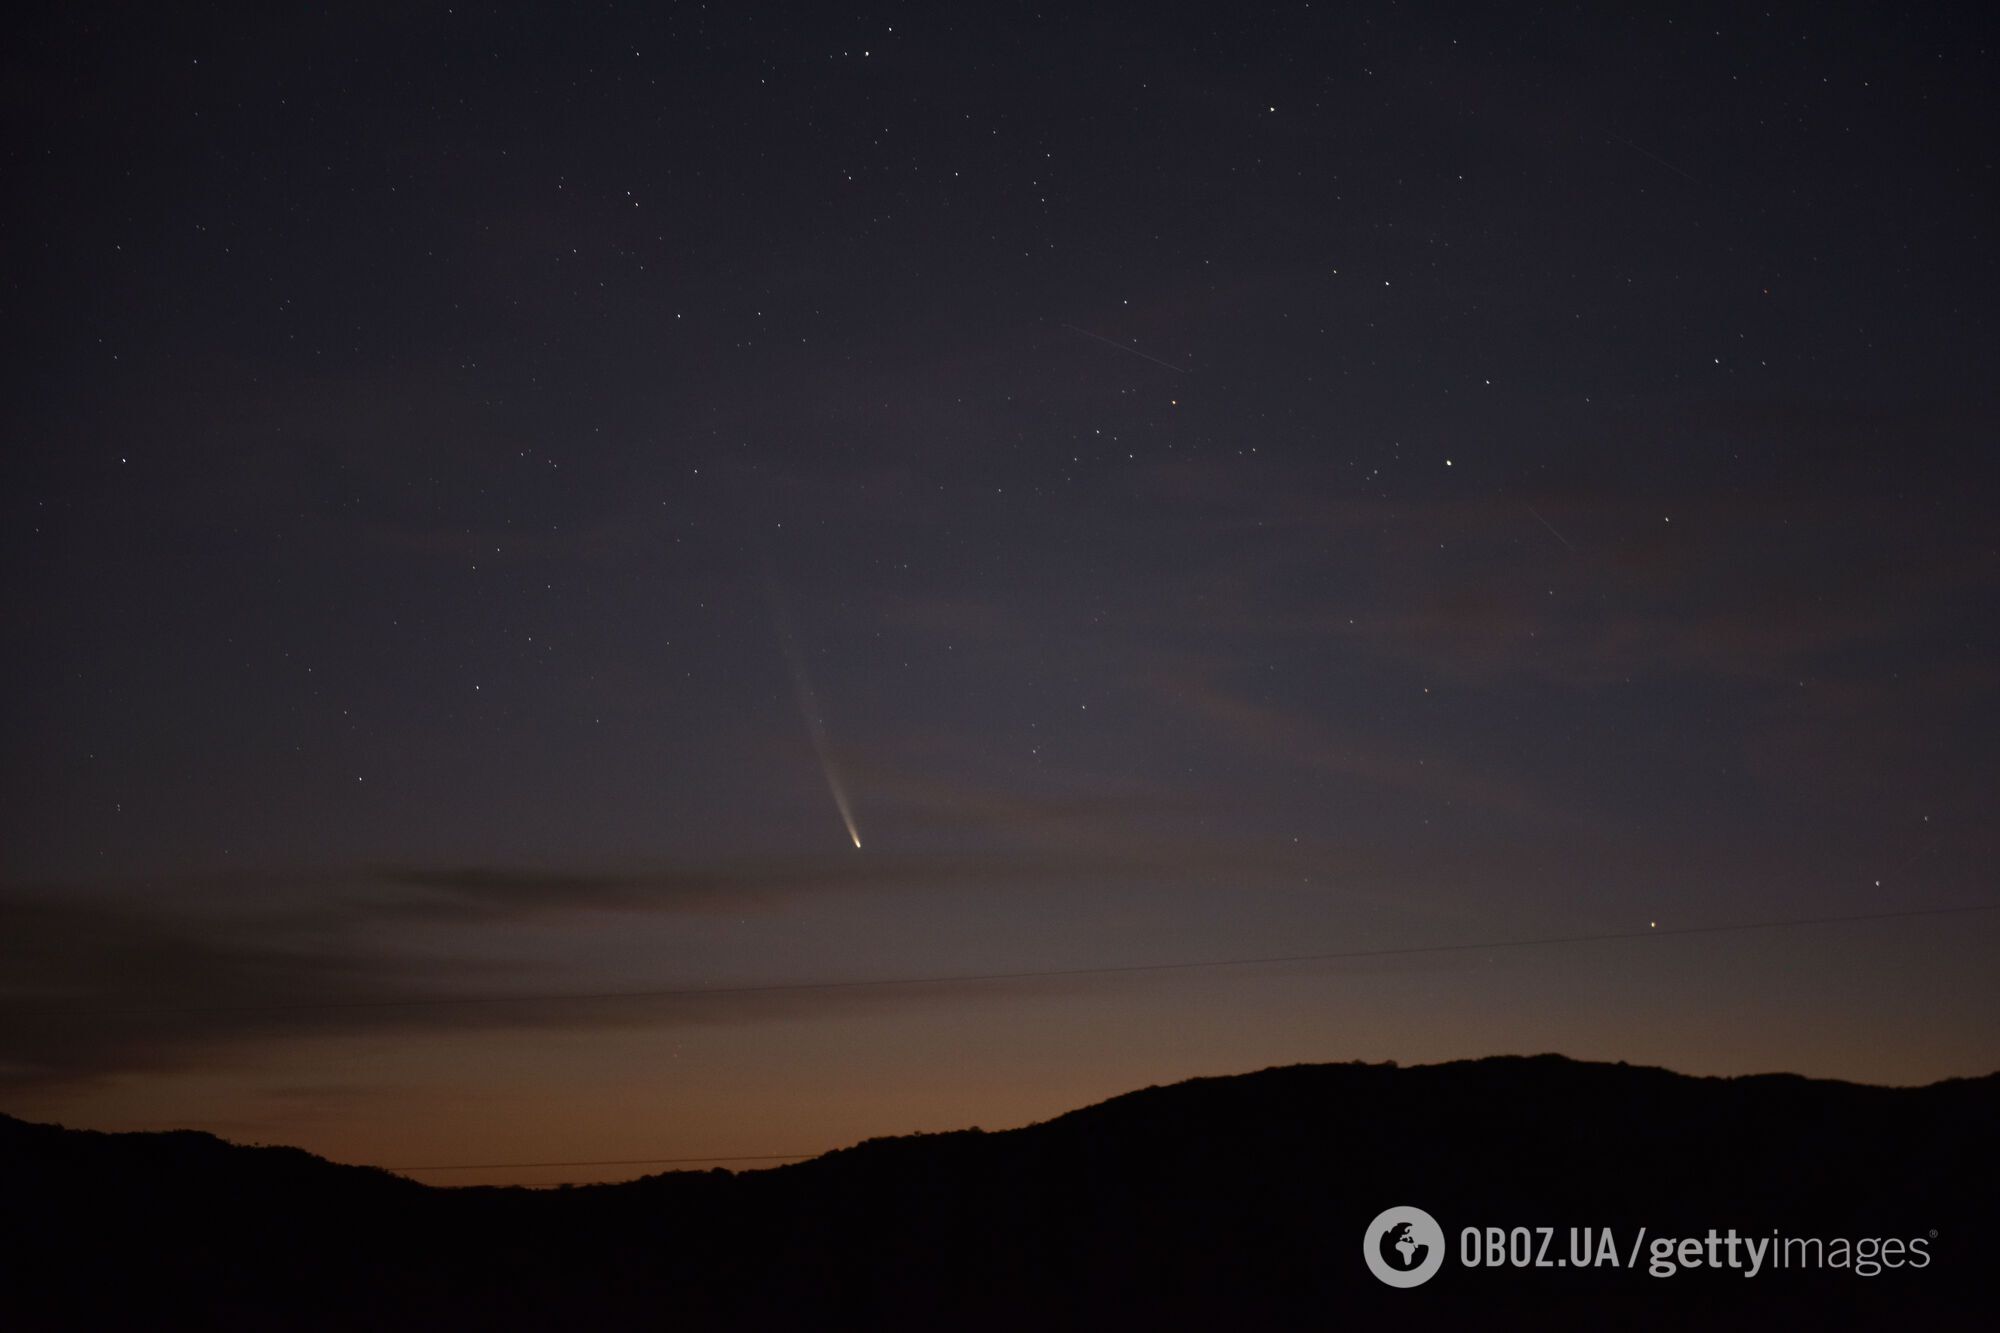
[1363,1205,1446,1288]
[1386,1221,1427,1268]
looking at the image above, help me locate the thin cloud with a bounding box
[0,841,1389,1091]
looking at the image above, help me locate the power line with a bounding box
[384,1152,817,1172]
[15,901,1996,1020]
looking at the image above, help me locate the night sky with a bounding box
[5,3,1996,1184]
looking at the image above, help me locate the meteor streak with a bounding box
[1521,502,1577,553]
[1062,322,1189,374]
[767,581,862,849]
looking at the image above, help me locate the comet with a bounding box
[767,580,863,849]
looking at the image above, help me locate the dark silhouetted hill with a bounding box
[4,1055,1996,1329]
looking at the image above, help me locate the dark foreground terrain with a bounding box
[4,1055,1995,1329]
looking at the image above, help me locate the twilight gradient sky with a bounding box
[4,2,1996,1184]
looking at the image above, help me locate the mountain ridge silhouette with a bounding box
[4,1054,1995,1329]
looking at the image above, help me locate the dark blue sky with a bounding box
[3,1,1995,1181]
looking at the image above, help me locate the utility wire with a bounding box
[384,1152,817,1172]
[14,901,1996,1020]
